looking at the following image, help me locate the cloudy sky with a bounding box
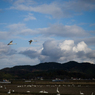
[0,0,95,69]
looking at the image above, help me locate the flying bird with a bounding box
[29,40,37,44]
[29,40,33,44]
[7,41,16,45]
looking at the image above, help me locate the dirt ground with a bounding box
[0,81,95,95]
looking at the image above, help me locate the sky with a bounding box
[0,0,95,69]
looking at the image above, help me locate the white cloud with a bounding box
[0,40,95,69]
[0,42,39,69]
[6,23,39,36]
[59,40,74,51]
[9,2,63,18]
[24,13,36,21]
[13,0,25,5]
[4,23,88,38]
[8,0,95,18]
[39,40,95,63]
[73,41,91,53]
[7,23,26,33]
[0,54,39,69]
[1,23,94,50]
[0,42,17,59]
[0,31,10,40]
[19,40,95,64]
[74,37,95,47]
[19,48,39,59]
[40,24,88,37]
[62,0,95,12]
[13,0,36,5]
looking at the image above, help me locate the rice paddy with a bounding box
[0,80,95,95]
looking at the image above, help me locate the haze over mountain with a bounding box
[0,61,95,79]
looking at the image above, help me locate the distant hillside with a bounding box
[0,61,95,79]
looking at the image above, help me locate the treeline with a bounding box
[0,69,87,79]
[0,61,95,79]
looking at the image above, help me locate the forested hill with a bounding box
[0,61,95,79]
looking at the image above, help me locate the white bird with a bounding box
[26,91,30,93]
[44,90,48,93]
[57,87,60,95]
[7,41,17,45]
[39,90,48,93]
[12,90,14,93]
[8,89,11,94]
[80,91,84,95]
[39,90,43,93]
[0,86,3,88]
[29,40,37,44]
[91,92,94,95]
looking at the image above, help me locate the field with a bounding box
[0,80,95,95]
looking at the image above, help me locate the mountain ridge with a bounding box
[0,61,95,79]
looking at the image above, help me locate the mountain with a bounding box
[0,61,95,79]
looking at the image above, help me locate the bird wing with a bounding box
[29,40,33,44]
[10,41,13,43]
[7,41,13,45]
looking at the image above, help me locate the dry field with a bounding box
[0,80,95,95]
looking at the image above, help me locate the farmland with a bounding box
[0,80,95,95]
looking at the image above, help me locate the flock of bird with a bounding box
[6,87,95,95]
[7,40,37,45]
[0,84,94,95]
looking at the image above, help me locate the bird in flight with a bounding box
[7,41,17,45]
[29,40,33,44]
[29,40,37,44]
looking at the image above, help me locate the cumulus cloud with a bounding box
[59,40,74,51]
[1,40,95,69]
[41,40,63,59]
[73,41,91,53]
[19,40,95,64]
[40,40,95,63]
[19,49,39,59]
[74,37,95,48]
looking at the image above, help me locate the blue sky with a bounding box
[0,0,95,69]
